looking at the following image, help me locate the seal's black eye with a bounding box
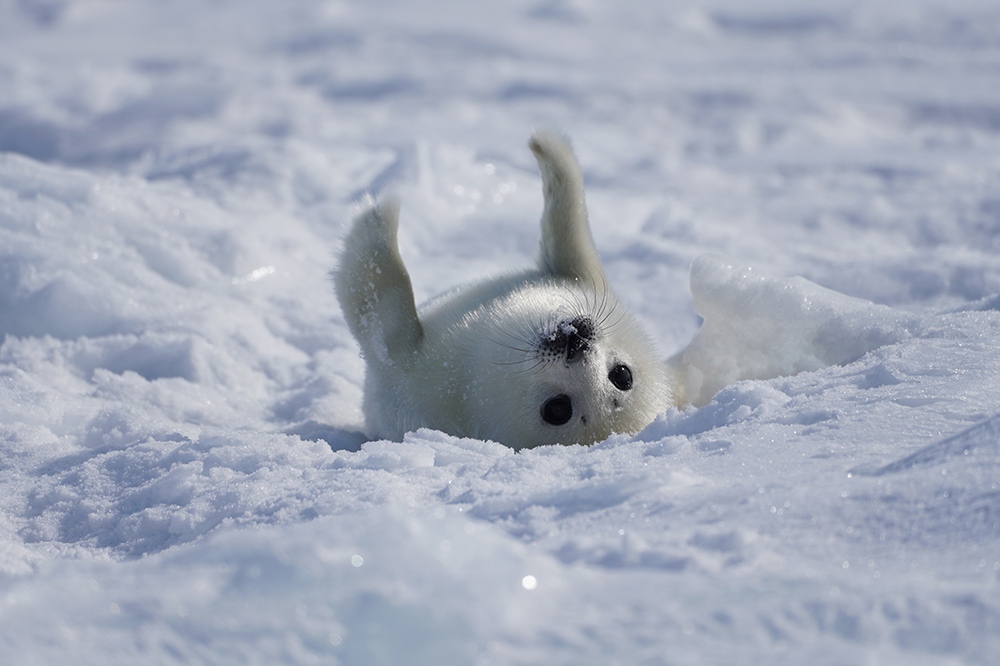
[541,394,573,425]
[608,364,633,391]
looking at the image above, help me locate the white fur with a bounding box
[335,132,675,450]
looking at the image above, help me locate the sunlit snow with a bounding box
[1,1,999,664]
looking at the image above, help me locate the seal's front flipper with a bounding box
[334,197,423,367]
[529,131,605,285]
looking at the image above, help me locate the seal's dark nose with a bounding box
[540,316,595,363]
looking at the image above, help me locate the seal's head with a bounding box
[447,279,669,449]
[418,277,670,449]
[335,131,675,449]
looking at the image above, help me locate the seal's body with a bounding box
[335,132,673,450]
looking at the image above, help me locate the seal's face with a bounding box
[468,283,667,449]
[536,315,631,425]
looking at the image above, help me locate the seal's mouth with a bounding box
[538,316,596,363]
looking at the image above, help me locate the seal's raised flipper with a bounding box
[334,197,423,368]
[529,131,605,284]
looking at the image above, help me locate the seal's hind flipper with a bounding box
[529,131,606,284]
[334,197,423,367]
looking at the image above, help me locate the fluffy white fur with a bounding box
[335,132,676,450]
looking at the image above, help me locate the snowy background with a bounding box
[1,0,999,663]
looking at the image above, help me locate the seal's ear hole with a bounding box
[608,364,633,391]
[541,394,573,426]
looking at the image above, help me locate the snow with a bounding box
[1,0,999,663]
[676,254,924,406]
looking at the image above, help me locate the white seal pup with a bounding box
[335,131,675,450]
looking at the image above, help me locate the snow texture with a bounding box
[1,0,999,664]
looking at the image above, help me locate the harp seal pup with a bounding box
[335,131,676,450]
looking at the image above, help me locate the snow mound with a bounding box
[677,254,922,406]
[0,506,559,666]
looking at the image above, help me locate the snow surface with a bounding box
[2,0,1000,663]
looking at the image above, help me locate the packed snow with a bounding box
[1,0,999,664]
